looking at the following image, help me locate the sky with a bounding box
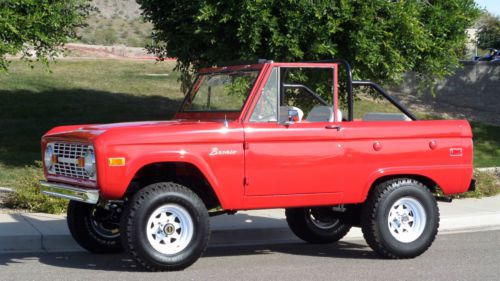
[475,0,500,16]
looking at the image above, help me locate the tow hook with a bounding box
[435,196,453,203]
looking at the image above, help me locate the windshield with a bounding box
[182,70,260,112]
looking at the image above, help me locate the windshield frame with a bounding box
[176,64,264,120]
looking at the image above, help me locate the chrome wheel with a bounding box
[387,197,427,243]
[146,204,194,255]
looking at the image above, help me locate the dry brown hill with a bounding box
[90,0,142,19]
[76,0,152,47]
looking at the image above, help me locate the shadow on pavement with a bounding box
[0,239,376,272]
[0,212,378,271]
[0,252,140,271]
[204,240,376,259]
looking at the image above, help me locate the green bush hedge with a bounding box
[4,162,67,214]
[454,170,500,199]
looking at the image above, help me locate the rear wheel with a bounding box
[361,178,439,259]
[121,182,210,271]
[67,200,122,253]
[285,207,351,244]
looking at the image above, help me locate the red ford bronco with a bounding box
[40,60,475,271]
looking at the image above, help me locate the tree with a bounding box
[0,0,93,72]
[138,0,480,92]
[477,12,500,50]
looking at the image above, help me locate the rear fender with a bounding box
[362,165,473,201]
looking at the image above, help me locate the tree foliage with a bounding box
[477,12,500,50]
[0,0,93,72]
[138,0,479,92]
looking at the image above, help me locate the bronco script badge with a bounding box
[209,147,237,156]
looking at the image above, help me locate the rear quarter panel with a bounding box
[339,120,473,203]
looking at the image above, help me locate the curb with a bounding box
[0,214,42,252]
[0,187,13,193]
[476,167,500,175]
[0,213,84,253]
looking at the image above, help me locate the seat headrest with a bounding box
[306,106,334,122]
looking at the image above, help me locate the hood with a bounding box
[79,120,186,130]
[43,119,240,145]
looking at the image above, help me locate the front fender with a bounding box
[97,143,244,209]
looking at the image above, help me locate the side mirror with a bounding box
[288,109,299,122]
[282,109,299,126]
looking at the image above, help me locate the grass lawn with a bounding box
[470,122,500,168]
[0,59,182,187]
[0,59,498,213]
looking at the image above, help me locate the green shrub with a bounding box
[4,162,67,214]
[452,170,500,199]
[94,28,118,45]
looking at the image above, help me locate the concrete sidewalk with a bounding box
[1,195,500,253]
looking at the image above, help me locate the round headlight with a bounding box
[84,148,96,178]
[44,144,54,173]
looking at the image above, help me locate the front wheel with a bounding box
[67,200,123,253]
[121,182,210,271]
[361,178,439,259]
[285,207,351,244]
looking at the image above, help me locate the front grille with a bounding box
[52,142,92,180]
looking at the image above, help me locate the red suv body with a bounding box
[40,60,475,271]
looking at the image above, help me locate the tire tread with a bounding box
[361,178,439,259]
[121,182,210,271]
[67,201,122,254]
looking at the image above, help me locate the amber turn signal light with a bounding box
[108,157,126,166]
[51,154,58,164]
[77,157,85,168]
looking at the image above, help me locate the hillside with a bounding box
[89,0,142,19]
[76,0,153,47]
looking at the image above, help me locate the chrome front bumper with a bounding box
[39,181,99,204]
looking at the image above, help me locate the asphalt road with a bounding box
[1,230,499,281]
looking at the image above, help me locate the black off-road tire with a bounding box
[67,200,123,253]
[285,207,352,244]
[121,182,210,271]
[361,178,439,259]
